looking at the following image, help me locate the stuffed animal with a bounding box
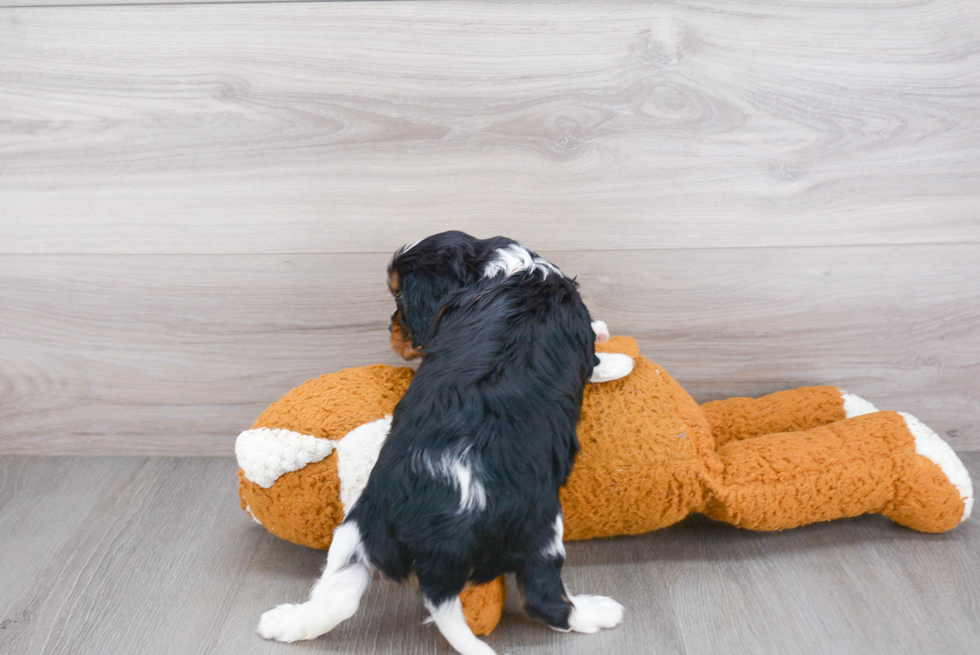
[236,336,973,636]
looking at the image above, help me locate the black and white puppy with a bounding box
[258,231,624,655]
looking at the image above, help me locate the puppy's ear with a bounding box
[399,271,460,349]
[394,237,483,350]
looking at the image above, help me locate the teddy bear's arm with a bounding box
[700,386,877,447]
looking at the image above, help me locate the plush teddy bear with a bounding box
[236,336,972,635]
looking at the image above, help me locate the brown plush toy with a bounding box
[236,336,973,636]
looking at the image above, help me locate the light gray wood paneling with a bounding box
[0,253,403,455]
[1,0,312,5]
[1,455,978,654]
[2,0,978,253]
[581,245,980,451]
[1,244,976,456]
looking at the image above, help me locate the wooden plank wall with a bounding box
[1,1,978,455]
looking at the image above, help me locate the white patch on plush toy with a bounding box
[900,412,974,522]
[840,390,879,418]
[591,320,610,342]
[245,504,263,526]
[236,427,337,488]
[483,243,561,280]
[590,352,634,383]
[336,416,393,515]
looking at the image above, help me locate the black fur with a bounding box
[347,231,596,629]
[388,231,516,352]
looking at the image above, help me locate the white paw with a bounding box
[257,602,327,642]
[567,595,624,634]
[591,320,610,342]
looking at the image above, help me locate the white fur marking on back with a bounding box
[590,352,634,383]
[899,412,973,522]
[401,238,424,253]
[840,390,879,418]
[483,243,562,280]
[235,427,337,488]
[414,447,487,513]
[453,459,487,512]
[543,514,565,559]
[336,416,392,515]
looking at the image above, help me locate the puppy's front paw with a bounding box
[567,595,624,634]
[258,602,326,642]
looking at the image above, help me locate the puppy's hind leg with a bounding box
[423,595,497,655]
[518,516,624,634]
[258,521,372,642]
[519,559,625,634]
[416,554,496,655]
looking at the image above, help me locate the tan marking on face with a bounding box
[390,310,423,360]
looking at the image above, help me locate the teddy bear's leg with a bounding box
[703,411,972,533]
[459,577,506,636]
[701,386,879,447]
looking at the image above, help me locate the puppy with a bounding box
[258,231,623,655]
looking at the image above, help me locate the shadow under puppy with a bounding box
[258,231,624,655]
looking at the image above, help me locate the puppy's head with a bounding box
[387,231,512,360]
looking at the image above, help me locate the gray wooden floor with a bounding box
[2,455,979,655]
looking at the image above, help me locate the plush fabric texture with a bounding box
[236,336,971,635]
[701,386,848,447]
[238,365,413,548]
[458,577,507,635]
[252,364,414,438]
[560,339,716,539]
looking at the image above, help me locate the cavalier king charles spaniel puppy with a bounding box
[259,231,624,655]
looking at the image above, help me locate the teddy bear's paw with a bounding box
[884,412,974,530]
[567,594,624,634]
[591,320,610,342]
[840,390,879,418]
[590,353,634,383]
[258,602,328,642]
